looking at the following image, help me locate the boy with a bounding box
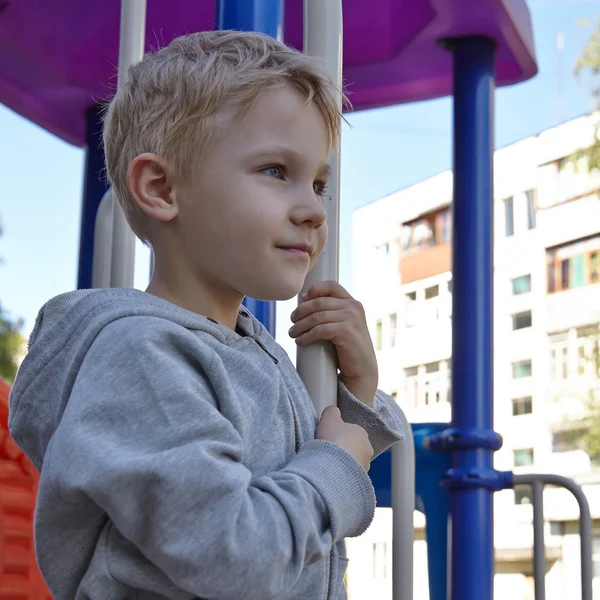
[9,31,404,599]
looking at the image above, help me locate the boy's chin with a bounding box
[245,282,305,303]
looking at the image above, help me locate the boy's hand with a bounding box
[289,281,378,406]
[316,406,373,471]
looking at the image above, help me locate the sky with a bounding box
[0,0,599,350]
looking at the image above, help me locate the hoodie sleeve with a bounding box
[46,317,375,600]
[337,380,405,458]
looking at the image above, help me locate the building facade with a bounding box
[347,114,600,600]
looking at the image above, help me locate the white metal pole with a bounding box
[92,189,115,288]
[392,419,415,600]
[298,0,343,414]
[108,0,147,288]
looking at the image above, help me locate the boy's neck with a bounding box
[146,270,243,330]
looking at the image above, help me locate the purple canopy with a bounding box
[0,0,536,147]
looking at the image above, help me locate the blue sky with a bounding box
[0,0,598,337]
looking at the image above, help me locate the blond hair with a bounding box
[102,30,343,242]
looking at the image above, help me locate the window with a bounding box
[593,536,600,579]
[424,362,441,406]
[372,542,389,580]
[526,189,537,230]
[424,285,441,320]
[512,396,533,416]
[512,311,532,330]
[389,313,397,348]
[512,360,532,379]
[549,333,569,380]
[425,285,439,299]
[375,320,382,350]
[514,485,533,505]
[504,197,514,237]
[547,235,600,293]
[514,448,534,467]
[405,291,417,327]
[405,367,419,408]
[511,274,531,295]
[403,207,451,255]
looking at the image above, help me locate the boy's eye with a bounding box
[313,180,329,197]
[264,166,284,179]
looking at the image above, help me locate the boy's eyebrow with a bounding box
[250,144,331,177]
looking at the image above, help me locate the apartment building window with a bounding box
[593,536,600,579]
[405,367,419,407]
[504,197,514,237]
[577,326,600,377]
[512,310,532,330]
[549,346,569,380]
[526,189,537,230]
[403,207,451,255]
[512,274,531,295]
[424,362,441,405]
[512,360,532,379]
[372,541,389,580]
[425,285,439,300]
[512,396,533,416]
[550,327,600,380]
[514,448,534,467]
[389,313,397,347]
[405,291,417,327]
[375,320,382,350]
[547,235,600,293]
[514,485,533,505]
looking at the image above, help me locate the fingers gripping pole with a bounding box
[297,0,343,415]
[108,0,147,288]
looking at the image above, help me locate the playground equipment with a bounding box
[0,0,593,599]
[0,378,51,599]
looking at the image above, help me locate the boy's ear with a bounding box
[126,153,178,222]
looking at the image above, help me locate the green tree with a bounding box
[574,20,600,171]
[560,335,600,462]
[0,217,26,383]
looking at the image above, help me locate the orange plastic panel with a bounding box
[0,378,52,600]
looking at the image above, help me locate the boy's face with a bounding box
[173,84,331,302]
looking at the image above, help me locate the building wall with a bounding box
[348,113,600,600]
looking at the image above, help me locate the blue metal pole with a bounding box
[216,0,284,41]
[78,104,110,289]
[448,36,496,600]
[216,0,284,336]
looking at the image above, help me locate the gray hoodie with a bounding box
[9,289,404,600]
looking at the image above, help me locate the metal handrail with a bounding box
[513,473,593,600]
[392,412,415,600]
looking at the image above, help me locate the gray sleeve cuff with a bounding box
[337,381,405,458]
[285,439,376,540]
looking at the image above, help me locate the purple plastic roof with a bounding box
[0,0,536,147]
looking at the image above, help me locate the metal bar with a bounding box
[78,105,110,289]
[391,416,415,600]
[92,190,115,288]
[532,480,546,600]
[514,474,593,600]
[107,0,146,288]
[216,0,284,336]
[296,0,343,415]
[216,0,284,40]
[447,36,496,600]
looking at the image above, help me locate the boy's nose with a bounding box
[290,191,327,229]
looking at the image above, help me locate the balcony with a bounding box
[400,242,452,284]
[400,206,452,284]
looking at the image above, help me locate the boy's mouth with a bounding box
[276,243,313,257]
